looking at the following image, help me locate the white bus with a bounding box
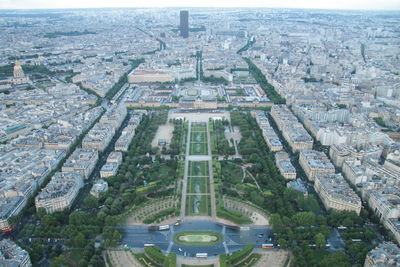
[196,253,208,258]
[158,225,170,231]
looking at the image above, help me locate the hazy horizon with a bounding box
[1,0,400,11]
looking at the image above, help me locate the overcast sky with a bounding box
[1,0,400,10]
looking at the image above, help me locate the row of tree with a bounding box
[244,58,286,104]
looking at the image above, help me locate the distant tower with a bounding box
[12,60,29,85]
[180,10,189,38]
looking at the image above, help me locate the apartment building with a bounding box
[299,150,335,181]
[314,173,361,215]
[35,172,83,214]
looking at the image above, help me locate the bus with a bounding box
[144,244,155,247]
[196,253,208,258]
[262,244,274,249]
[158,225,170,231]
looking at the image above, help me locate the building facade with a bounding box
[314,173,361,215]
[35,172,83,214]
[180,10,189,38]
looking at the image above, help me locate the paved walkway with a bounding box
[206,121,217,219]
[252,249,290,267]
[186,155,212,161]
[180,122,192,218]
[105,250,142,267]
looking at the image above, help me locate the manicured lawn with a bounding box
[174,231,222,246]
[189,142,208,155]
[188,161,209,177]
[190,131,207,143]
[186,194,210,216]
[191,122,207,132]
[188,176,210,194]
[189,122,208,155]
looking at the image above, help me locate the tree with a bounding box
[83,195,99,210]
[37,207,47,219]
[320,252,350,267]
[270,214,283,232]
[343,217,354,228]
[29,242,44,263]
[78,259,88,267]
[69,211,86,226]
[72,232,86,248]
[316,215,326,225]
[50,255,67,267]
[278,238,288,248]
[291,212,315,226]
[41,214,57,228]
[315,233,326,249]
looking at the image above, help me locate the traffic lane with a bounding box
[169,241,227,257]
[225,228,272,248]
[121,227,171,246]
[175,221,224,232]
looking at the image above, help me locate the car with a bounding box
[178,248,182,252]
[258,234,263,238]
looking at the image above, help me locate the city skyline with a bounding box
[1,0,400,10]
[0,6,399,267]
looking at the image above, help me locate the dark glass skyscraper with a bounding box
[180,10,189,38]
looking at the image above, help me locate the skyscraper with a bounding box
[180,10,189,38]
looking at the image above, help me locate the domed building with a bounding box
[12,60,29,85]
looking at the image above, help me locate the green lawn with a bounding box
[188,161,209,176]
[188,176,210,194]
[189,142,208,155]
[190,131,207,143]
[189,122,208,155]
[186,194,211,216]
[191,122,207,132]
[174,231,222,246]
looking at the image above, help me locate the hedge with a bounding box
[143,208,175,224]
[217,207,252,225]
[145,246,165,264]
[136,182,159,196]
[228,244,254,265]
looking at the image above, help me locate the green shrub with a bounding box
[163,253,176,267]
[145,246,165,264]
[228,244,254,265]
[220,254,231,267]
[143,208,175,224]
[217,207,252,225]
